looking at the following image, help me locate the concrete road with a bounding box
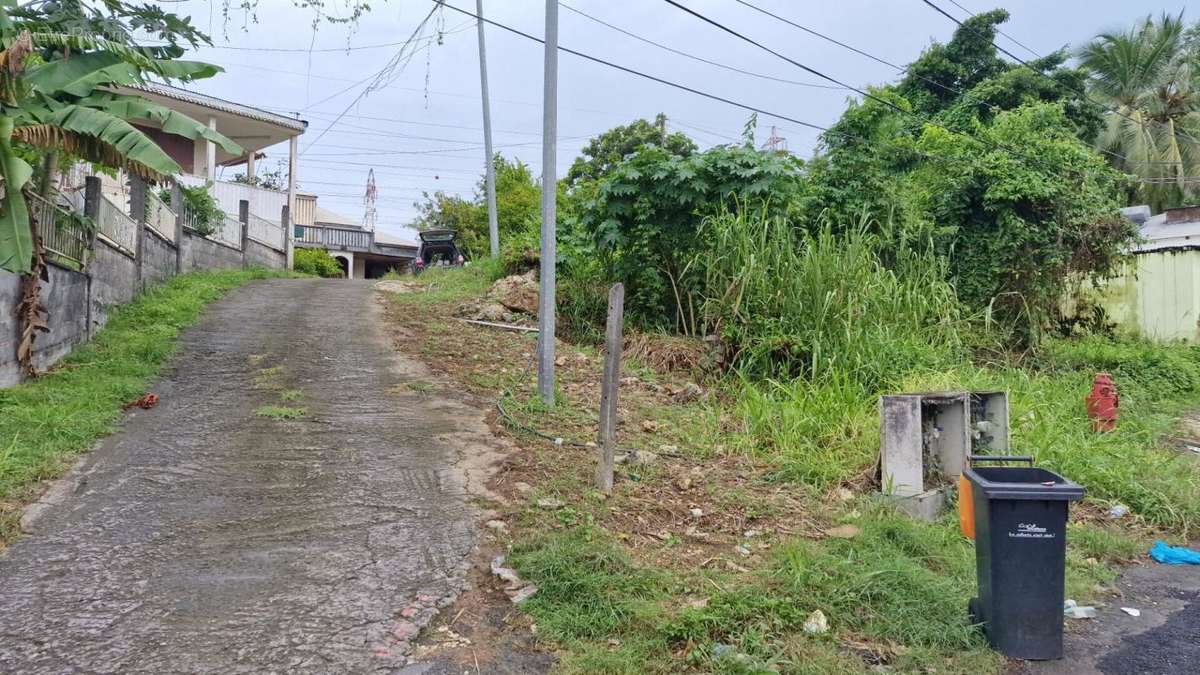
[0,279,479,673]
[1017,554,1200,675]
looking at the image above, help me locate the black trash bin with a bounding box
[966,456,1084,660]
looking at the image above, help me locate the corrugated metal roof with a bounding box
[312,205,359,227]
[128,83,308,132]
[1135,212,1200,252]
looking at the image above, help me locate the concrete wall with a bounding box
[1,222,286,388]
[245,238,284,270]
[141,228,176,290]
[182,231,244,271]
[88,238,137,332]
[0,263,90,388]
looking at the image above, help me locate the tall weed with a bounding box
[696,208,963,392]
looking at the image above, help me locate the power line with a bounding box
[183,19,475,53]
[300,5,441,154]
[558,1,845,91]
[732,0,906,74]
[666,0,1138,181]
[943,0,1043,58]
[918,0,1200,164]
[436,1,828,134]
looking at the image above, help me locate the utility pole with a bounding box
[476,0,499,258]
[537,0,558,406]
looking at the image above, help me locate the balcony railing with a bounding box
[214,215,243,249]
[248,212,285,250]
[97,194,138,254]
[296,225,372,251]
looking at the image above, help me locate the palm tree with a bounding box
[1080,13,1200,210]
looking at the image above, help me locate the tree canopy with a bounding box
[565,113,696,186]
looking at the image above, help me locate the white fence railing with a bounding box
[214,215,243,248]
[144,189,176,242]
[97,194,138,253]
[179,175,287,224]
[248,212,285,251]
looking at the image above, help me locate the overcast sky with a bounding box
[169,0,1188,242]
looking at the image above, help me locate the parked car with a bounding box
[412,229,466,274]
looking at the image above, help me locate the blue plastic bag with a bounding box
[1149,540,1200,565]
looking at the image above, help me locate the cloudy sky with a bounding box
[169,0,1187,242]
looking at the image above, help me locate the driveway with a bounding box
[0,279,486,673]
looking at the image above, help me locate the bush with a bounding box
[159,183,225,236]
[293,248,344,278]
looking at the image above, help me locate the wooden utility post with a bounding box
[596,283,625,493]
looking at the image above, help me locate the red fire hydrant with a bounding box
[1086,373,1119,432]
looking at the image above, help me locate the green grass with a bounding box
[510,510,1008,674]
[279,389,304,402]
[384,258,504,307]
[254,405,306,420]
[404,380,437,394]
[725,336,1200,533]
[0,268,288,541]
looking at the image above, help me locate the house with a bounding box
[58,82,307,265]
[1083,205,1200,341]
[54,81,415,279]
[292,195,417,279]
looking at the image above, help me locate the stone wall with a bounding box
[0,223,286,388]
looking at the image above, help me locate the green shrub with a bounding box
[293,248,344,278]
[160,183,225,236]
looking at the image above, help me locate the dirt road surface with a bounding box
[0,279,495,673]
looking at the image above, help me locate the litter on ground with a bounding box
[1149,540,1200,565]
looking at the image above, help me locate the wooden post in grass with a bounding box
[596,282,625,493]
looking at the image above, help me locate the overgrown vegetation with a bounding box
[399,8,1200,673]
[0,269,286,545]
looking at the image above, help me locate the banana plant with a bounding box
[0,3,242,274]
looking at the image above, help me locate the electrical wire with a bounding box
[558,1,845,91]
[300,5,441,154]
[664,0,1136,182]
[944,0,1048,59]
[918,0,1200,156]
[436,1,827,133]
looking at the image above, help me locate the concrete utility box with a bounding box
[880,392,970,497]
[969,391,1010,453]
[880,390,1011,520]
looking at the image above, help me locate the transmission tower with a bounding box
[761,125,788,153]
[363,169,378,232]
